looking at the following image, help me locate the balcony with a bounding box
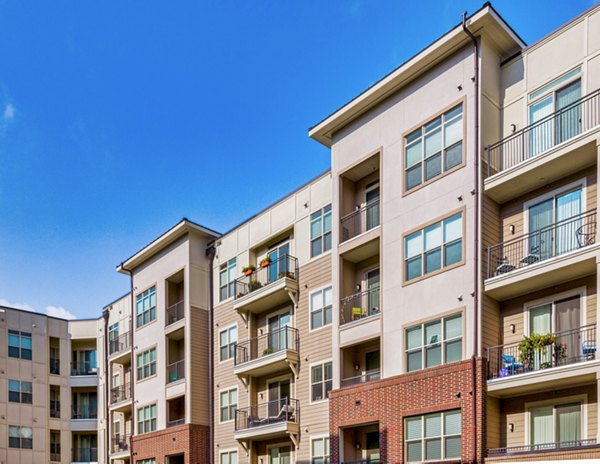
[72,405,97,420]
[341,199,380,243]
[340,288,380,325]
[485,210,597,299]
[234,326,299,379]
[71,361,98,377]
[72,447,98,463]
[488,438,598,459]
[167,359,185,384]
[50,447,61,462]
[233,255,299,314]
[340,369,380,388]
[111,433,130,455]
[166,300,184,327]
[50,400,61,418]
[110,384,131,409]
[49,358,60,375]
[108,332,131,360]
[484,89,600,202]
[234,398,299,442]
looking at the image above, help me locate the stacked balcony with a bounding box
[234,397,300,441]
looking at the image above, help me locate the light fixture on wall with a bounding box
[508,423,514,432]
[509,224,516,234]
[510,124,517,133]
[509,324,516,334]
[355,443,361,449]
[354,363,360,371]
[356,284,361,292]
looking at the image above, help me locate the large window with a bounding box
[405,212,463,282]
[530,401,582,446]
[405,104,463,191]
[8,380,32,404]
[219,325,237,362]
[8,426,33,449]
[220,450,238,464]
[311,437,330,464]
[405,410,461,462]
[137,460,156,464]
[136,348,156,381]
[8,330,32,360]
[311,205,332,257]
[136,287,156,328]
[137,404,157,434]
[220,388,238,423]
[406,313,462,372]
[311,362,333,402]
[310,286,332,330]
[219,258,237,301]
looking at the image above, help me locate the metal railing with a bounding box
[485,89,600,178]
[235,397,299,431]
[342,460,381,464]
[111,433,130,453]
[235,326,299,366]
[72,404,98,419]
[110,383,131,404]
[487,210,596,279]
[50,448,61,462]
[340,369,381,388]
[49,358,60,375]
[488,438,597,455]
[235,254,298,299]
[340,287,381,325]
[167,359,185,383]
[487,324,596,379]
[167,418,186,428]
[166,300,185,326]
[341,199,380,243]
[72,447,98,462]
[109,332,130,356]
[71,361,98,376]
[50,399,61,418]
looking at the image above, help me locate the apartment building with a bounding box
[211,170,333,464]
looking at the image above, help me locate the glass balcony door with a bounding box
[269,446,291,464]
[365,183,380,231]
[268,379,291,418]
[268,242,290,283]
[267,312,291,352]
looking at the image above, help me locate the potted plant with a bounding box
[518,333,557,370]
[260,256,272,268]
[249,280,263,292]
[262,347,275,356]
[242,265,256,276]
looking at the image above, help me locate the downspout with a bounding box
[102,308,110,464]
[120,262,135,464]
[462,12,480,464]
[206,244,217,464]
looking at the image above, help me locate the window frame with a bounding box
[135,286,157,328]
[219,325,237,362]
[219,387,238,423]
[8,330,32,360]
[219,449,239,464]
[525,394,587,447]
[310,285,333,331]
[310,204,332,258]
[8,425,33,449]
[310,435,331,464]
[136,347,157,382]
[8,379,32,404]
[219,258,237,302]
[136,403,157,435]
[310,360,333,403]
[405,410,462,462]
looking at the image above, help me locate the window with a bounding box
[8,380,32,404]
[310,287,332,330]
[8,330,32,360]
[406,313,462,372]
[219,258,237,301]
[136,286,156,327]
[530,402,582,446]
[137,404,157,434]
[405,212,463,281]
[136,348,157,381]
[311,437,330,464]
[137,459,156,464]
[219,325,237,362]
[220,388,237,423]
[405,410,461,462]
[311,205,332,257]
[8,426,33,449]
[50,429,61,460]
[405,104,463,191]
[311,362,333,402]
[220,450,238,464]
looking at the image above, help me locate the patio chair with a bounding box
[352,306,366,320]
[582,340,597,359]
[577,222,596,248]
[520,244,541,265]
[495,257,516,275]
[501,354,523,375]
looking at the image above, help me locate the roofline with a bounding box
[0,304,100,322]
[308,2,526,147]
[102,291,131,310]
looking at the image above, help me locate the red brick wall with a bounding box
[329,358,486,464]
[131,424,210,464]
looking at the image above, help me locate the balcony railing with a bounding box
[50,400,61,418]
[49,358,60,375]
[72,405,98,420]
[488,438,597,455]
[487,324,596,380]
[166,300,185,326]
[235,398,299,431]
[50,448,61,462]
[341,199,380,243]
[167,418,186,428]
[72,447,98,462]
[340,287,380,325]
[485,88,600,178]
[108,332,130,356]
[111,433,130,453]
[235,254,298,299]
[342,460,381,464]
[340,369,381,388]
[235,326,299,366]
[110,384,131,404]
[487,210,596,279]
[71,361,98,376]
[167,359,185,383]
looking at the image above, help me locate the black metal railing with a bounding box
[341,199,380,243]
[340,287,381,325]
[49,358,60,375]
[342,460,381,464]
[72,447,98,462]
[109,332,130,356]
[235,326,299,365]
[111,433,130,453]
[235,397,299,431]
[50,448,61,462]
[488,438,597,455]
[71,361,98,376]
[340,369,381,388]
[485,89,600,178]
[50,400,61,418]
[235,254,298,299]
[167,359,185,383]
[166,300,185,326]
[110,383,131,404]
[487,210,596,279]
[72,405,98,419]
[487,324,596,379]
[167,418,185,428]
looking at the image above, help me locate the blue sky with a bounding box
[0,0,595,319]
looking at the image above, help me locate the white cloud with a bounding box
[3,103,14,120]
[0,298,77,320]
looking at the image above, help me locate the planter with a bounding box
[260,260,271,268]
[243,269,254,276]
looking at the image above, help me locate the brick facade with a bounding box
[131,423,210,464]
[329,358,486,464]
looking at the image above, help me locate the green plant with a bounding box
[262,347,275,356]
[260,256,272,267]
[278,271,293,279]
[242,265,256,275]
[248,280,263,291]
[518,333,557,368]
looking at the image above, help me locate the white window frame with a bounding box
[8,379,32,404]
[310,285,333,331]
[219,449,239,464]
[523,287,587,336]
[310,204,332,258]
[219,387,238,424]
[219,324,237,362]
[309,360,333,404]
[8,425,33,449]
[136,403,157,435]
[310,435,331,464]
[405,410,462,462]
[135,285,157,328]
[219,258,237,302]
[136,347,157,381]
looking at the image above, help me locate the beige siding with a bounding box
[487,396,502,451]
[482,294,501,351]
[189,306,210,425]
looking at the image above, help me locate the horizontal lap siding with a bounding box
[190,306,210,426]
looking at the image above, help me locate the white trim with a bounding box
[528,66,582,106]
[265,307,294,334]
[218,386,238,424]
[309,284,333,333]
[218,323,238,364]
[309,434,331,463]
[218,448,239,464]
[266,442,295,464]
[523,286,587,336]
[308,358,333,405]
[265,374,295,403]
